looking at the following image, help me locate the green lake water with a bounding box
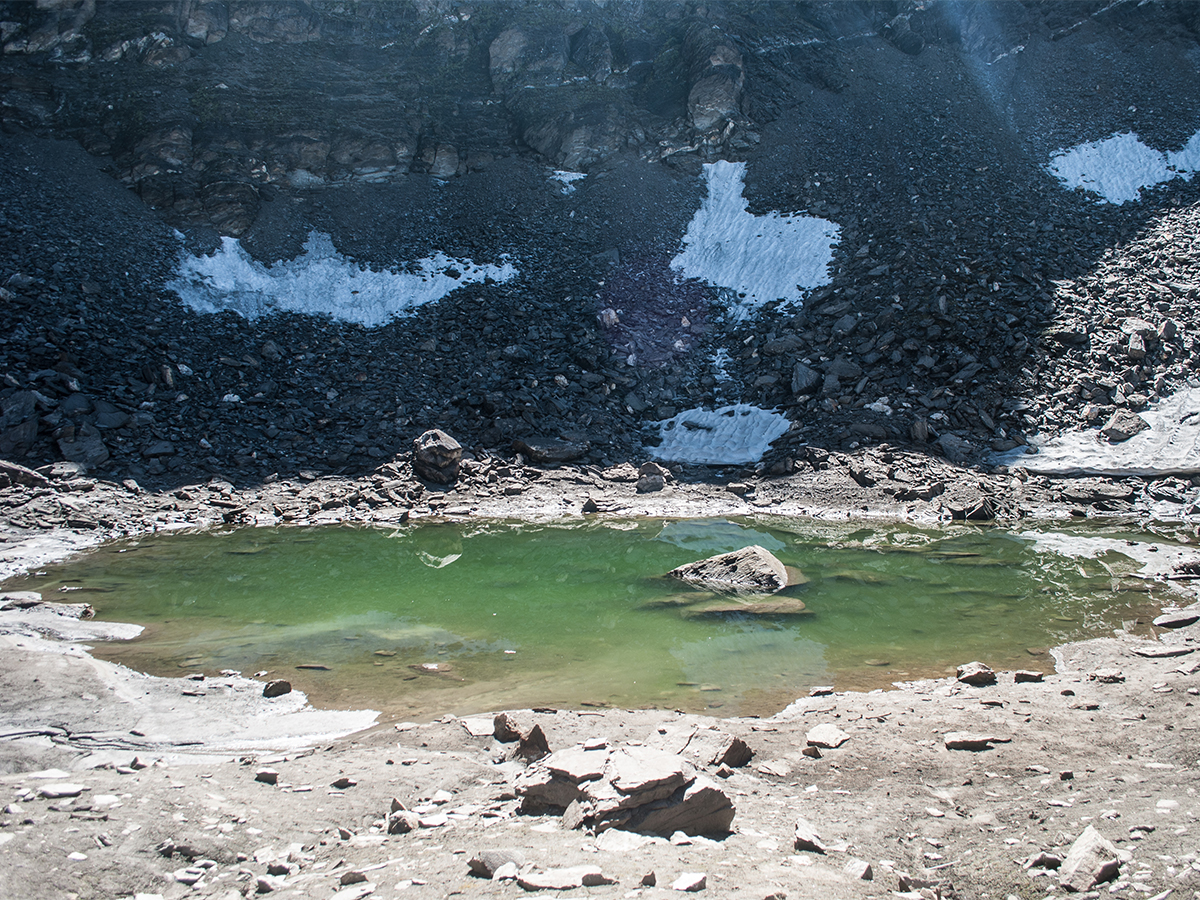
[5,518,1183,719]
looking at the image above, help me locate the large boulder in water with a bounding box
[667,545,789,595]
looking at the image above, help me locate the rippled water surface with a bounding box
[6,518,1182,718]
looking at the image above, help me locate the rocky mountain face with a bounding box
[1,1,1199,486]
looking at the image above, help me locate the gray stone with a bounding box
[262,679,291,698]
[636,473,665,493]
[629,775,735,836]
[387,811,420,834]
[956,661,997,686]
[517,865,613,891]
[843,858,873,881]
[1059,825,1120,891]
[468,849,526,879]
[668,545,790,596]
[824,357,863,379]
[1153,608,1200,628]
[1100,410,1149,443]
[58,422,109,469]
[0,391,38,457]
[512,437,589,464]
[793,817,826,853]
[1013,670,1044,683]
[670,872,707,892]
[1090,668,1125,683]
[791,362,821,395]
[254,768,278,785]
[38,783,85,799]
[943,732,1010,751]
[412,429,462,484]
[805,723,848,749]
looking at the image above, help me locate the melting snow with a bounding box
[1047,128,1200,204]
[993,388,1200,476]
[670,160,840,319]
[651,403,791,466]
[169,231,517,327]
[551,170,587,194]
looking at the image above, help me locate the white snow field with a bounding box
[170,230,517,327]
[994,387,1200,476]
[651,403,791,466]
[670,160,841,319]
[1047,128,1200,204]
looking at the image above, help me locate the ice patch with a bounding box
[169,231,517,327]
[1047,128,1200,204]
[551,169,586,194]
[993,388,1200,476]
[651,403,791,466]
[670,160,840,319]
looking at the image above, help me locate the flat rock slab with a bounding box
[806,723,849,749]
[517,865,614,890]
[1153,608,1200,628]
[1132,644,1194,658]
[944,732,1011,751]
[38,783,86,798]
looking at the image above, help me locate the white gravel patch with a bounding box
[651,403,791,466]
[1047,128,1200,204]
[670,160,840,319]
[170,230,517,327]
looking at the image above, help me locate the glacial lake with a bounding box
[5,518,1189,719]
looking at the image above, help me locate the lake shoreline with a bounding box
[3,460,1200,898]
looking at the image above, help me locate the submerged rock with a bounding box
[667,545,791,596]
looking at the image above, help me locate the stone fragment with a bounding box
[469,850,527,879]
[668,545,789,595]
[628,774,734,836]
[38,783,86,799]
[1059,825,1120,891]
[339,870,367,885]
[1100,410,1149,443]
[262,680,291,698]
[387,811,420,834]
[791,362,821,395]
[843,857,873,881]
[1013,670,1044,683]
[805,723,849,749]
[670,872,707,892]
[956,661,997,686]
[517,866,613,891]
[943,732,1009,751]
[494,712,523,742]
[1153,608,1200,628]
[511,437,588,464]
[1090,668,1125,683]
[255,768,279,785]
[545,747,609,784]
[636,473,665,493]
[412,429,462,484]
[518,723,550,761]
[331,777,357,789]
[793,817,826,853]
[331,884,375,900]
[712,737,752,768]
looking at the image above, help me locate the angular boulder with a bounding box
[668,545,790,596]
[412,429,462,484]
[1059,825,1120,891]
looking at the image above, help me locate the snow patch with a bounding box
[551,169,586,194]
[169,231,517,328]
[651,403,791,466]
[1047,128,1200,204]
[993,388,1200,476]
[671,160,840,319]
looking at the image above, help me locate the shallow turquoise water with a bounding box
[6,518,1178,718]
